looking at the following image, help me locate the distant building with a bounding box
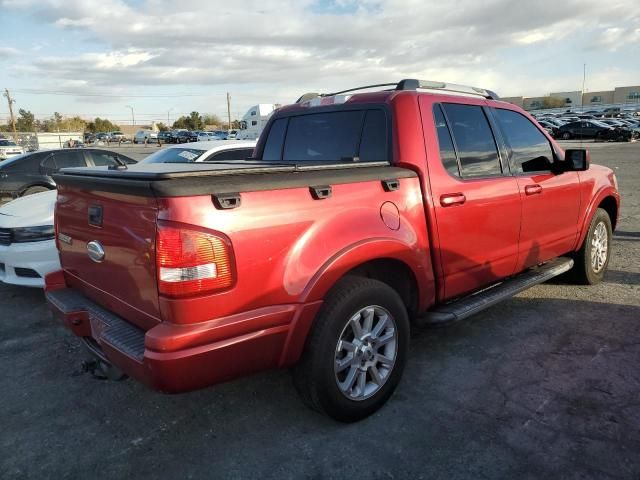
[613,86,640,104]
[582,90,615,106]
[500,96,524,107]
[549,91,582,108]
[504,84,639,111]
[523,97,548,110]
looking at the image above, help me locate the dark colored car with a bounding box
[554,120,631,141]
[157,131,176,144]
[175,131,198,143]
[0,148,136,201]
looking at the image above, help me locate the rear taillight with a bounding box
[156,222,235,298]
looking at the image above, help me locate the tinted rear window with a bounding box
[261,109,388,163]
[283,111,363,162]
[442,103,502,178]
[141,148,207,164]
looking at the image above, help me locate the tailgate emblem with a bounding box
[87,240,105,263]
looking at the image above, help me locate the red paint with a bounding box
[49,88,620,394]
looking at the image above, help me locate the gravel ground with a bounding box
[1,142,638,479]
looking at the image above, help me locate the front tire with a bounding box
[571,208,612,284]
[293,276,410,422]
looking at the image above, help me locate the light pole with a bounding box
[126,105,135,126]
[167,107,174,127]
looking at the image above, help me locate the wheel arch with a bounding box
[575,188,619,251]
[279,241,434,368]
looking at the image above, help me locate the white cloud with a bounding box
[0,47,19,58]
[1,0,639,114]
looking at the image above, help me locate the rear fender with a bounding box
[279,238,434,367]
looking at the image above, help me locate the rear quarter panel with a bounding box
[157,175,435,325]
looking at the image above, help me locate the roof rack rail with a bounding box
[396,79,499,100]
[295,79,499,104]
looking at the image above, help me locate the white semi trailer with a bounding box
[236,104,280,140]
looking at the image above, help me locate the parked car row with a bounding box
[154,129,239,144]
[533,112,640,141]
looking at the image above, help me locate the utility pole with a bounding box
[227,92,232,130]
[167,107,173,127]
[3,89,18,141]
[581,63,586,112]
[126,105,135,126]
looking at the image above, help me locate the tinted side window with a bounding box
[494,109,554,173]
[53,151,86,168]
[89,151,118,167]
[442,104,501,178]
[262,118,287,161]
[41,155,57,173]
[207,148,255,161]
[283,111,364,162]
[433,104,459,176]
[359,110,388,162]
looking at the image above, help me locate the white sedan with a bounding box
[0,190,59,288]
[140,140,257,164]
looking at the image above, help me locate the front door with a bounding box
[492,108,581,270]
[422,99,522,300]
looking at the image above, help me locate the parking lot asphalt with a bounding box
[1,142,639,479]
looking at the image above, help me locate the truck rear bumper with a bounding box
[45,283,322,393]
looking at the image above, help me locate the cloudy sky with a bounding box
[0,0,638,125]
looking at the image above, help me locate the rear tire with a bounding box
[571,208,612,285]
[292,276,410,422]
[22,186,50,196]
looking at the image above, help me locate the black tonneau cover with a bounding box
[53,160,417,197]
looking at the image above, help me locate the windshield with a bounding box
[0,140,18,146]
[592,120,613,128]
[140,147,207,164]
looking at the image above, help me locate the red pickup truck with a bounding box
[46,79,620,422]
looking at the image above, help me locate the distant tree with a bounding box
[155,122,169,131]
[172,111,205,130]
[61,116,87,132]
[230,119,241,129]
[53,112,63,130]
[202,114,223,126]
[15,109,35,132]
[86,117,120,133]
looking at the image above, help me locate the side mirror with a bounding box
[563,148,590,171]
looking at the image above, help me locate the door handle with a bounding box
[525,184,542,196]
[440,193,466,207]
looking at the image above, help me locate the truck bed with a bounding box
[53,160,409,197]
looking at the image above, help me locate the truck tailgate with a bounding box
[55,185,161,329]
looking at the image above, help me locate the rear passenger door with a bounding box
[492,108,580,268]
[422,99,522,300]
